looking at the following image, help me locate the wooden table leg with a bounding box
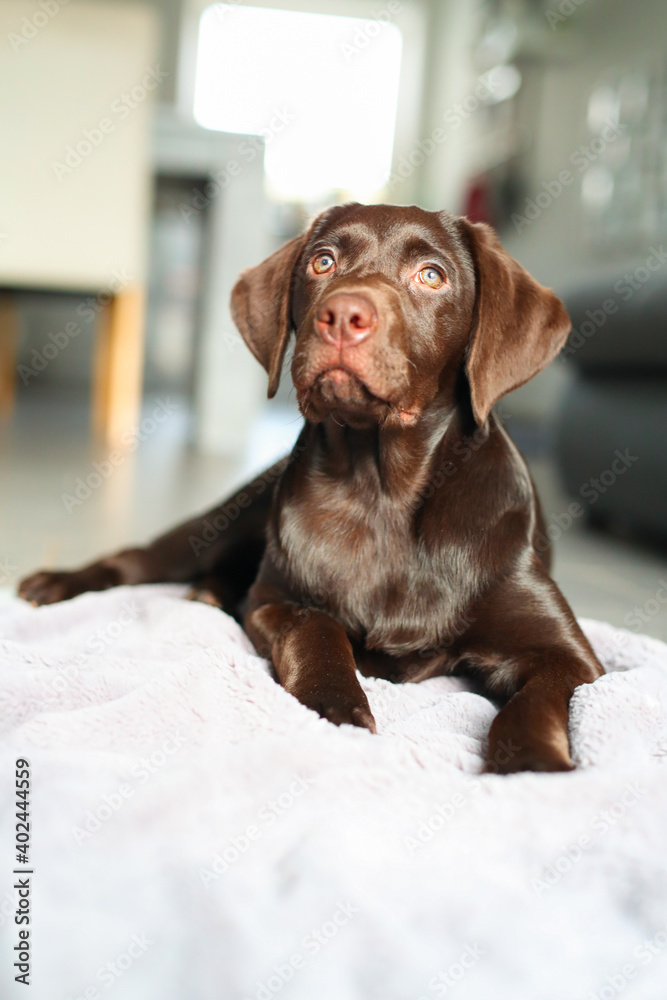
[92,286,146,447]
[0,291,18,418]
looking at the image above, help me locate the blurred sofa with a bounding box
[555,270,667,540]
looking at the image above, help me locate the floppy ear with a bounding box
[230,233,307,398]
[457,217,571,426]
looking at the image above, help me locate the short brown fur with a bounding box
[19,204,603,773]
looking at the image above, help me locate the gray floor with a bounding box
[1,389,666,643]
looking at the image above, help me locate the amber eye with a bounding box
[416,265,445,289]
[312,251,336,275]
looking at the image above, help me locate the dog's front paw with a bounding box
[19,570,92,606]
[186,584,224,608]
[484,735,573,774]
[288,682,376,733]
[320,698,377,733]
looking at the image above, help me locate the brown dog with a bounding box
[19,204,603,773]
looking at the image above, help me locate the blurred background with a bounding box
[0,0,665,638]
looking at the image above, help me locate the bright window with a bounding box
[194,4,403,202]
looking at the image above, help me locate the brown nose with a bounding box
[315,293,377,346]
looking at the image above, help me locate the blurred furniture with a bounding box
[151,106,268,455]
[0,1,156,444]
[582,66,667,250]
[555,275,667,539]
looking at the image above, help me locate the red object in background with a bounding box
[463,175,495,225]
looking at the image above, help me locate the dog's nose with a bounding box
[315,293,377,346]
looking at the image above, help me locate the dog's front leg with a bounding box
[245,603,376,732]
[18,458,286,606]
[484,655,598,773]
[469,564,603,774]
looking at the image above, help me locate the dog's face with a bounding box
[231,204,571,429]
[289,204,475,428]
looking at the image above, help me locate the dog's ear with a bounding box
[230,234,308,398]
[457,217,571,425]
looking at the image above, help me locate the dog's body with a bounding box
[20,204,603,772]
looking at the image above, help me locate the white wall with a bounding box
[415,0,485,212]
[116,0,185,103]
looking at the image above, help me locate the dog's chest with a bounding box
[276,472,460,653]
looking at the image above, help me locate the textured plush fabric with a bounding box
[1,585,666,1000]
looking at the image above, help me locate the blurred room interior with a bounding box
[0,0,665,638]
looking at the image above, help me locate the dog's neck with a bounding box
[308,403,468,505]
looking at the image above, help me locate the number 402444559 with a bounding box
[15,759,30,862]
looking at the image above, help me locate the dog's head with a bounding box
[231,203,570,428]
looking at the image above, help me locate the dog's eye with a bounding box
[416,265,445,289]
[312,252,336,275]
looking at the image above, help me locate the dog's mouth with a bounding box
[300,366,419,428]
[296,366,386,425]
[315,367,377,405]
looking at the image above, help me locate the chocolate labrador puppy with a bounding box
[19,204,603,773]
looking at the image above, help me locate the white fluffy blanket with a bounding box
[1,585,667,1000]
